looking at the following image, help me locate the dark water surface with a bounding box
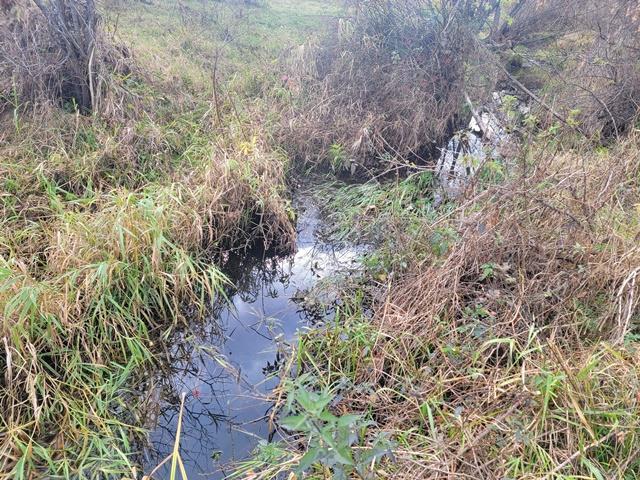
[142,193,362,479]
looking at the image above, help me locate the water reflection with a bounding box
[141,195,363,479]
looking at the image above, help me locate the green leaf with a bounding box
[333,445,354,466]
[297,447,321,472]
[313,392,333,414]
[280,415,309,431]
[295,388,315,412]
[320,424,338,447]
[580,457,605,480]
[336,414,361,427]
[319,410,338,423]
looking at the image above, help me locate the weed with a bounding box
[317,172,439,268]
[261,135,640,479]
[280,375,392,479]
[0,1,307,476]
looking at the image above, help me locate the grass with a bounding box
[2,0,639,479]
[0,168,235,476]
[106,0,341,100]
[143,392,188,480]
[314,171,454,274]
[255,135,640,478]
[0,0,336,477]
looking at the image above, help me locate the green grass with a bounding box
[248,137,640,478]
[3,1,640,479]
[0,178,232,476]
[315,172,459,275]
[107,0,341,97]
[0,0,339,477]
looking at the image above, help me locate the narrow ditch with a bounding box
[140,186,364,478]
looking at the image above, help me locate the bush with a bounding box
[279,0,640,175]
[0,0,130,114]
[279,0,505,173]
[502,0,640,140]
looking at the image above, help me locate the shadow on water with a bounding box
[140,189,364,479]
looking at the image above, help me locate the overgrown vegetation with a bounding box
[1,0,639,478]
[0,0,308,477]
[279,0,640,174]
[249,1,640,479]
[279,135,640,478]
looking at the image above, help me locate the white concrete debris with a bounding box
[435,92,527,199]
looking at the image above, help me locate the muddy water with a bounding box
[142,192,362,479]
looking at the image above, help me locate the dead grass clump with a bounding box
[295,136,640,478]
[0,0,132,115]
[390,140,640,342]
[279,0,503,173]
[360,137,640,477]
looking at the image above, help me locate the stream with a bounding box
[141,190,363,478]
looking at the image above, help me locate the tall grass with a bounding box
[0,36,297,480]
[0,179,229,476]
[0,112,298,475]
[258,135,640,478]
[0,0,339,477]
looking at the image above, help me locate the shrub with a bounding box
[279,0,505,173]
[279,0,640,175]
[0,0,131,114]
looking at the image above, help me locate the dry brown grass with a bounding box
[278,0,503,173]
[294,135,640,478]
[277,0,640,178]
[362,137,640,477]
[387,138,640,342]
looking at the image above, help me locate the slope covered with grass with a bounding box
[266,137,640,479]
[0,0,336,477]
